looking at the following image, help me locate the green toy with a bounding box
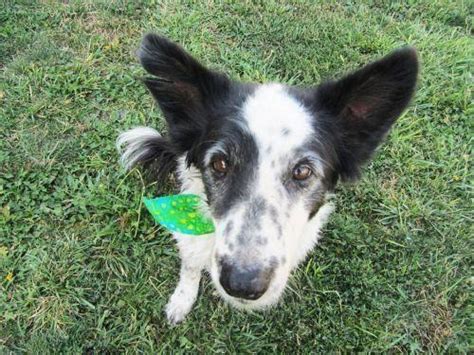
[143,194,215,235]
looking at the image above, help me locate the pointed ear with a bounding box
[138,33,230,149]
[317,47,419,181]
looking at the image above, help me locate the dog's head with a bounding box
[121,34,418,307]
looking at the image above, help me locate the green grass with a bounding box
[1,0,472,352]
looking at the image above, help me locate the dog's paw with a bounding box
[164,266,201,325]
[165,296,194,325]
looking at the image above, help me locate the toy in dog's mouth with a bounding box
[143,194,215,235]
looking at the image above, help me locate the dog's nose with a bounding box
[219,260,273,300]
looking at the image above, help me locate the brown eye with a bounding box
[212,158,228,174]
[293,165,312,180]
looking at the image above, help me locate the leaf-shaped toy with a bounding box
[143,194,215,235]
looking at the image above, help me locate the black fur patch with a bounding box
[199,121,259,218]
[137,33,257,193]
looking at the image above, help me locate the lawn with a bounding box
[1,0,472,352]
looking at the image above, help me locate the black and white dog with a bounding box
[117,34,418,324]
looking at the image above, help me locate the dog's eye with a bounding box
[212,157,228,174]
[292,164,312,180]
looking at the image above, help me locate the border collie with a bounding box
[117,34,418,324]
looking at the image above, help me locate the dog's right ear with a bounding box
[138,33,230,151]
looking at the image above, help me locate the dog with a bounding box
[117,33,418,324]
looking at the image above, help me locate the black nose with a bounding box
[219,260,273,300]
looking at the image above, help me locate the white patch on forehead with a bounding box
[240,84,321,198]
[242,84,315,150]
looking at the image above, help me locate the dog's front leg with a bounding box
[165,261,202,325]
[165,235,213,325]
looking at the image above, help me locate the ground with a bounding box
[0,0,472,352]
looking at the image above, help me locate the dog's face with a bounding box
[133,34,418,307]
[198,83,338,307]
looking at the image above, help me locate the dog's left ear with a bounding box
[317,47,419,181]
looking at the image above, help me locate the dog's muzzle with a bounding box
[219,260,274,300]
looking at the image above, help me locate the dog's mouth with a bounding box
[233,298,250,305]
[216,278,287,310]
[211,257,289,309]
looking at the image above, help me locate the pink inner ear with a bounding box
[348,101,371,119]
